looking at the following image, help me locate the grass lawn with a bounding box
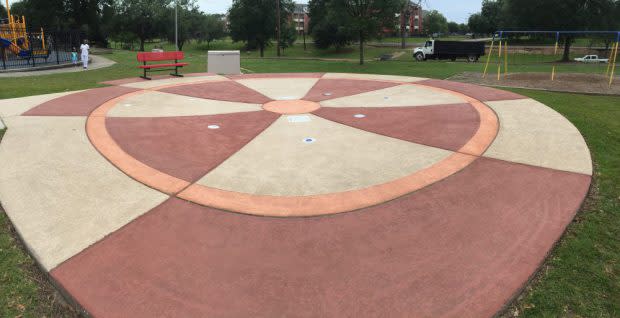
[1,40,615,99]
[0,43,619,317]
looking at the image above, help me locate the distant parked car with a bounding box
[574,55,609,63]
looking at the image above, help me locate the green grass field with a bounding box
[0,41,619,317]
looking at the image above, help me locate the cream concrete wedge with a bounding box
[484,99,592,175]
[235,78,319,100]
[322,72,427,83]
[320,84,466,108]
[197,114,453,196]
[107,91,262,117]
[0,116,168,270]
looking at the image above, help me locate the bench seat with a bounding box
[136,51,188,80]
[138,62,188,69]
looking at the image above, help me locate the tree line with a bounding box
[468,0,620,60]
[0,0,226,51]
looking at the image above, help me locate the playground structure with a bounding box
[0,0,51,60]
[483,31,620,87]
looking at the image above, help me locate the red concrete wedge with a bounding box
[23,86,139,116]
[314,103,480,151]
[160,81,273,104]
[106,111,279,182]
[303,78,400,101]
[51,158,590,318]
[419,79,526,101]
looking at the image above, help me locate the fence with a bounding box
[0,25,83,70]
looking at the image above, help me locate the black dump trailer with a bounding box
[414,40,486,62]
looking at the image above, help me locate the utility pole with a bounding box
[276,0,281,57]
[175,0,179,51]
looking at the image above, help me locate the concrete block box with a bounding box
[207,50,241,75]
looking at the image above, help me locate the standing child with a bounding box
[80,40,90,70]
[71,47,78,66]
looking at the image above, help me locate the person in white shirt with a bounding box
[80,40,90,70]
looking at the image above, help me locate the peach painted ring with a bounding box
[86,80,498,217]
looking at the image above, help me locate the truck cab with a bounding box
[413,41,434,61]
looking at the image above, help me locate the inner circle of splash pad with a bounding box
[263,99,321,114]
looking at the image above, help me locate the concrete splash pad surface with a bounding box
[0,73,592,317]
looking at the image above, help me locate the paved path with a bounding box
[0,73,592,317]
[0,55,115,77]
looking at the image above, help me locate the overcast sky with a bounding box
[196,0,484,23]
[6,0,483,24]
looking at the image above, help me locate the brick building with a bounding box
[292,3,310,35]
[399,2,424,35]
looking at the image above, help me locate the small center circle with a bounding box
[263,100,321,114]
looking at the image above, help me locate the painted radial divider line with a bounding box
[85,77,499,217]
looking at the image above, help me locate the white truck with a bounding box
[574,55,609,63]
[413,40,486,62]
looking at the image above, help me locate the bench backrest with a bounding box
[137,51,184,62]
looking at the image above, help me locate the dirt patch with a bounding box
[449,72,620,95]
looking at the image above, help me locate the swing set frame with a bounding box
[482,30,620,87]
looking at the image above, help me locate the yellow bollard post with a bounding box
[504,40,508,78]
[497,40,502,80]
[483,39,495,78]
[607,41,618,79]
[609,41,618,87]
[551,37,559,81]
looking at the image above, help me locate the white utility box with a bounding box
[207,50,241,74]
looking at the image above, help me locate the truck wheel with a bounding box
[415,52,425,61]
[467,55,478,63]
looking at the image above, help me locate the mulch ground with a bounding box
[449,72,620,96]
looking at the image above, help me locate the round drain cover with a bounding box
[302,137,316,144]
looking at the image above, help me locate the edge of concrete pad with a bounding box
[0,201,94,318]
[492,163,594,318]
[0,117,5,130]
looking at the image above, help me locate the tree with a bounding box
[423,10,448,36]
[279,20,297,51]
[114,0,171,51]
[228,0,294,57]
[447,21,459,34]
[503,0,619,61]
[328,0,404,65]
[163,0,203,50]
[8,0,65,29]
[200,14,226,49]
[468,0,505,36]
[1,3,7,19]
[308,0,354,49]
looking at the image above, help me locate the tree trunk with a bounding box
[359,33,364,65]
[139,38,145,52]
[400,12,406,49]
[207,41,210,50]
[562,36,573,62]
[260,43,264,57]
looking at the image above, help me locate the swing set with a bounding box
[483,30,620,87]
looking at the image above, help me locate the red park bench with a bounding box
[136,51,188,80]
